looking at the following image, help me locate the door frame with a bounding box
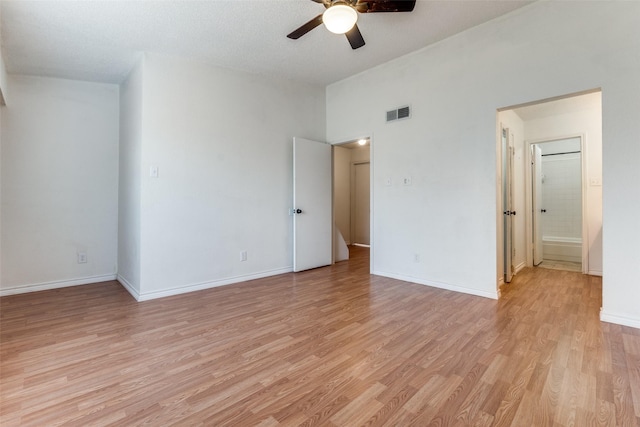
[532,144,543,266]
[331,135,373,272]
[524,133,589,274]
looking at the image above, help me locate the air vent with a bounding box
[386,105,411,122]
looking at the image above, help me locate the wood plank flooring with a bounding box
[1,246,639,426]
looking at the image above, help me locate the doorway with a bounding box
[497,90,602,283]
[530,137,583,272]
[333,138,371,260]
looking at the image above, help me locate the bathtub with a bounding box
[542,236,582,263]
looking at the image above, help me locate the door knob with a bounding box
[541,209,546,213]
[296,209,302,214]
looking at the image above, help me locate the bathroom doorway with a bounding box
[531,137,583,272]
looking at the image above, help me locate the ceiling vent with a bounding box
[386,105,411,122]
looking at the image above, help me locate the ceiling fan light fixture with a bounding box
[322,3,358,35]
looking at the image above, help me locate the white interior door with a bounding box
[503,128,514,283]
[532,145,543,266]
[353,162,370,245]
[293,137,332,272]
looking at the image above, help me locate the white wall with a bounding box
[130,53,325,300]
[0,75,119,294]
[523,101,602,275]
[0,6,7,106]
[326,0,640,323]
[541,152,582,240]
[0,20,5,285]
[117,58,144,295]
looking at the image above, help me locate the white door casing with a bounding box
[532,145,543,266]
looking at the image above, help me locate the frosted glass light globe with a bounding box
[323,4,358,35]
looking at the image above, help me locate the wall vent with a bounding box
[386,105,411,122]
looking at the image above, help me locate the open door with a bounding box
[293,137,332,272]
[532,145,543,266]
[502,128,514,283]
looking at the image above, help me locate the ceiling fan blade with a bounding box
[345,24,365,50]
[356,0,416,13]
[287,14,324,39]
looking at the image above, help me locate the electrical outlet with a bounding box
[403,176,412,186]
[414,253,419,263]
[77,252,87,264]
[240,251,247,262]
[149,165,159,178]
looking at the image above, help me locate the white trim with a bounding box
[543,236,582,244]
[373,270,499,300]
[514,261,527,274]
[0,274,118,297]
[600,310,640,329]
[588,270,603,277]
[135,267,293,301]
[369,133,375,277]
[117,275,140,300]
[496,119,504,295]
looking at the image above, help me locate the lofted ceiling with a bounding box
[0,0,532,86]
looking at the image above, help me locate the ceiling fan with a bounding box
[287,0,416,50]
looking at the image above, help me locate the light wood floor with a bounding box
[1,247,639,426]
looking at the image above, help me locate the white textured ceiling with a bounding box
[0,0,532,86]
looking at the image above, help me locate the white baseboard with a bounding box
[117,275,140,300]
[133,267,294,301]
[600,309,640,329]
[372,270,499,300]
[514,261,527,275]
[588,270,603,277]
[0,274,118,297]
